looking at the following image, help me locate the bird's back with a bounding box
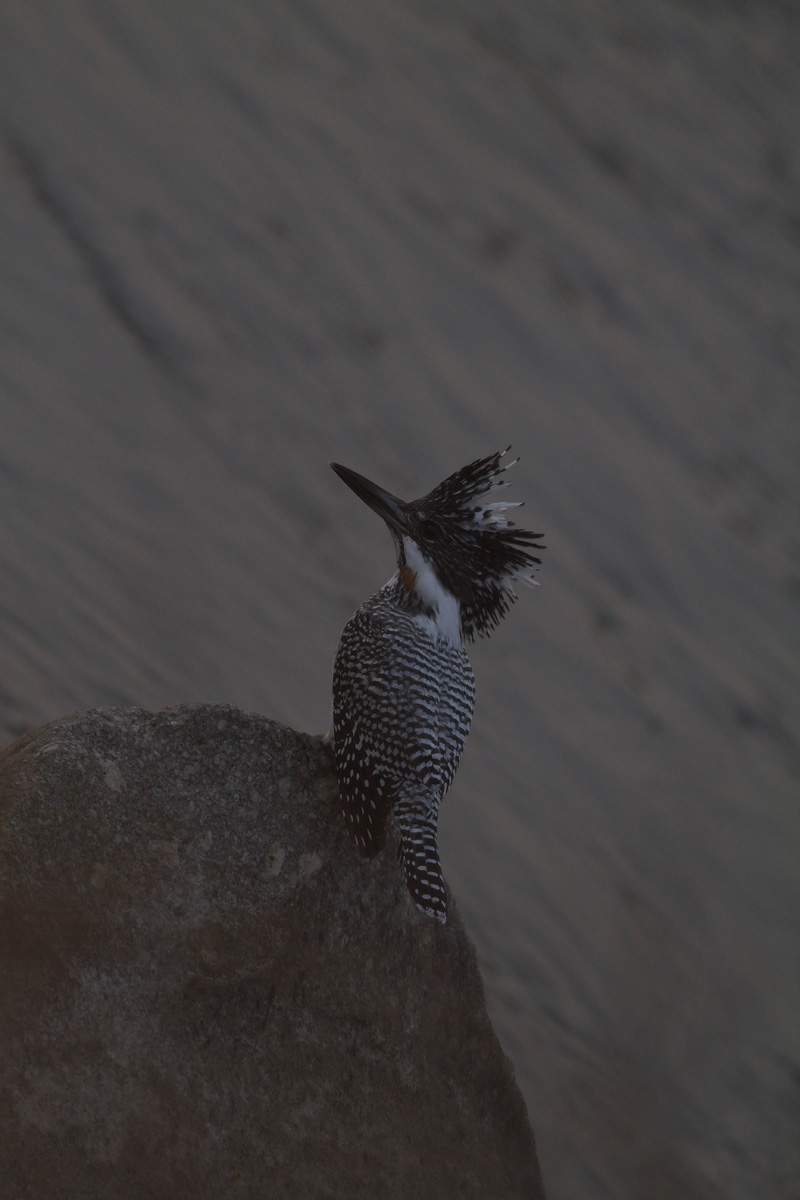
[332,585,475,861]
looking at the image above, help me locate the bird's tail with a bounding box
[395,800,447,924]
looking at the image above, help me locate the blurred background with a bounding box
[1,2,798,1197]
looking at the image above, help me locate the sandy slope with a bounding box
[1,2,798,1197]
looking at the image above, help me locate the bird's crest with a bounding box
[406,448,545,640]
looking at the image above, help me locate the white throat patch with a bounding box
[402,536,462,647]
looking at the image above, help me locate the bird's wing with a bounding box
[332,604,475,857]
[332,608,400,857]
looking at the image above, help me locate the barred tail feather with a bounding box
[396,803,447,924]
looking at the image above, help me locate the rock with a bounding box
[0,704,545,1199]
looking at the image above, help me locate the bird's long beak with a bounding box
[330,463,410,536]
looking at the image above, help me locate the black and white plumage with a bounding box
[330,449,544,923]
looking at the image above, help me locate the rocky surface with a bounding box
[0,703,544,1200]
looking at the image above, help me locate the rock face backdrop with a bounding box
[1,3,798,1199]
[0,704,544,1200]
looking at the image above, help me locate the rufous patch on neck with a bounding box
[399,564,417,591]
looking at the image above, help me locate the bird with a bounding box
[330,448,544,923]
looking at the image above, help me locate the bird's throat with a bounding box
[401,538,463,647]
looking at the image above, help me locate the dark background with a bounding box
[1,2,798,1197]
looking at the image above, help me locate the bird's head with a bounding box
[331,448,544,642]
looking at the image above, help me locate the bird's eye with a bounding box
[417,517,437,539]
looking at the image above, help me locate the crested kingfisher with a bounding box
[330,449,544,923]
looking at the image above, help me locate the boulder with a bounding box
[0,704,544,1199]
